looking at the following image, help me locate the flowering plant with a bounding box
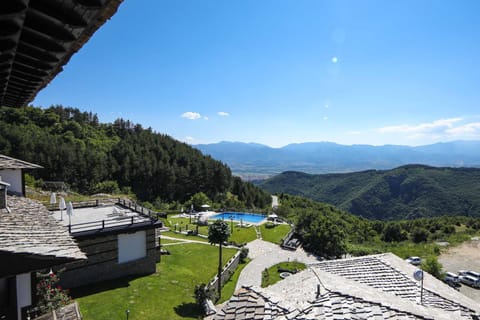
[35,269,72,314]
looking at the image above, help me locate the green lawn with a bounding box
[260,223,291,244]
[228,226,257,245]
[261,261,306,287]
[161,231,209,242]
[165,217,209,235]
[166,216,257,245]
[73,243,237,320]
[159,238,183,245]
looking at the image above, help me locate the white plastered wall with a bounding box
[16,273,31,320]
[0,169,23,195]
[118,231,147,263]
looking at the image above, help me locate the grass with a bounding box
[260,223,291,244]
[228,226,257,244]
[73,243,237,320]
[161,231,209,242]
[261,261,306,287]
[165,217,209,235]
[218,258,251,304]
[159,238,185,245]
[348,227,480,259]
[165,216,258,245]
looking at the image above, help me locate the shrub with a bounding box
[262,268,269,285]
[422,256,443,280]
[24,173,36,187]
[194,283,208,307]
[35,269,71,315]
[239,247,249,263]
[381,222,408,242]
[92,180,120,194]
[411,227,429,243]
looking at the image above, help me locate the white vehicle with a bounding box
[459,275,480,288]
[444,272,460,284]
[459,270,480,279]
[405,256,422,265]
[466,270,480,279]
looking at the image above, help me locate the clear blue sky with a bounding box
[33,0,480,148]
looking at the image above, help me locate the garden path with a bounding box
[235,239,320,290]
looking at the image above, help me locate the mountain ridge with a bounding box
[194,140,480,179]
[258,164,480,220]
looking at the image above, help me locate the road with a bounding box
[271,195,279,208]
[438,238,480,303]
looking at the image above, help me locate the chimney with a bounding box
[0,177,10,210]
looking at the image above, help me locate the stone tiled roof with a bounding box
[214,287,292,320]
[312,254,479,317]
[214,253,480,320]
[296,291,427,319]
[0,195,85,260]
[0,154,43,169]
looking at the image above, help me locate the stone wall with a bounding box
[206,251,241,294]
[58,228,158,288]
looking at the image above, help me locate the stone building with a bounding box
[0,194,86,320]
[213,253,480,319]
[52,202,162,288]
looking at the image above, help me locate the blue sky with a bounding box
[33,0,480,148]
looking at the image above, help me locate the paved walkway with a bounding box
[271,195,279,208]
[235,239,320,290]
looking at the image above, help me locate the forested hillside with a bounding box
[0,106,271,207]
[259,165,480,220]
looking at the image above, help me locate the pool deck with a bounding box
[211,212,267,225]
[174,211,269,225]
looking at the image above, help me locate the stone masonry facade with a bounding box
[57,228,158,288]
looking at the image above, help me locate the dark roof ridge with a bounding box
[0,154,43,169]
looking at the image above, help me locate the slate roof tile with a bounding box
[0,195,86,260]
[0,154,43,169]
[214,253,480,320]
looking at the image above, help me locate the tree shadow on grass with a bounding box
[174,302,203,318]
[70,275,143,298]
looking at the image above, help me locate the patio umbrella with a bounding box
[49,192,57,210]
[66,201,74,226]
[59,196,66,221]
[268,213,278,223]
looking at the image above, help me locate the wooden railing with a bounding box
[64,198,164,234]
[116,198,166,219]
[68,215,155,234]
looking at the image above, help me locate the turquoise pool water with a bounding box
[211,212,266,224]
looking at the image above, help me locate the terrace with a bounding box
[48,199,163,289]
[50,199,162,236]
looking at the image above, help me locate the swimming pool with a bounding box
[211,212,266,224]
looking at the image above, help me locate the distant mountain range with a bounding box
[194,140,480,179]
[258,165,480,220]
